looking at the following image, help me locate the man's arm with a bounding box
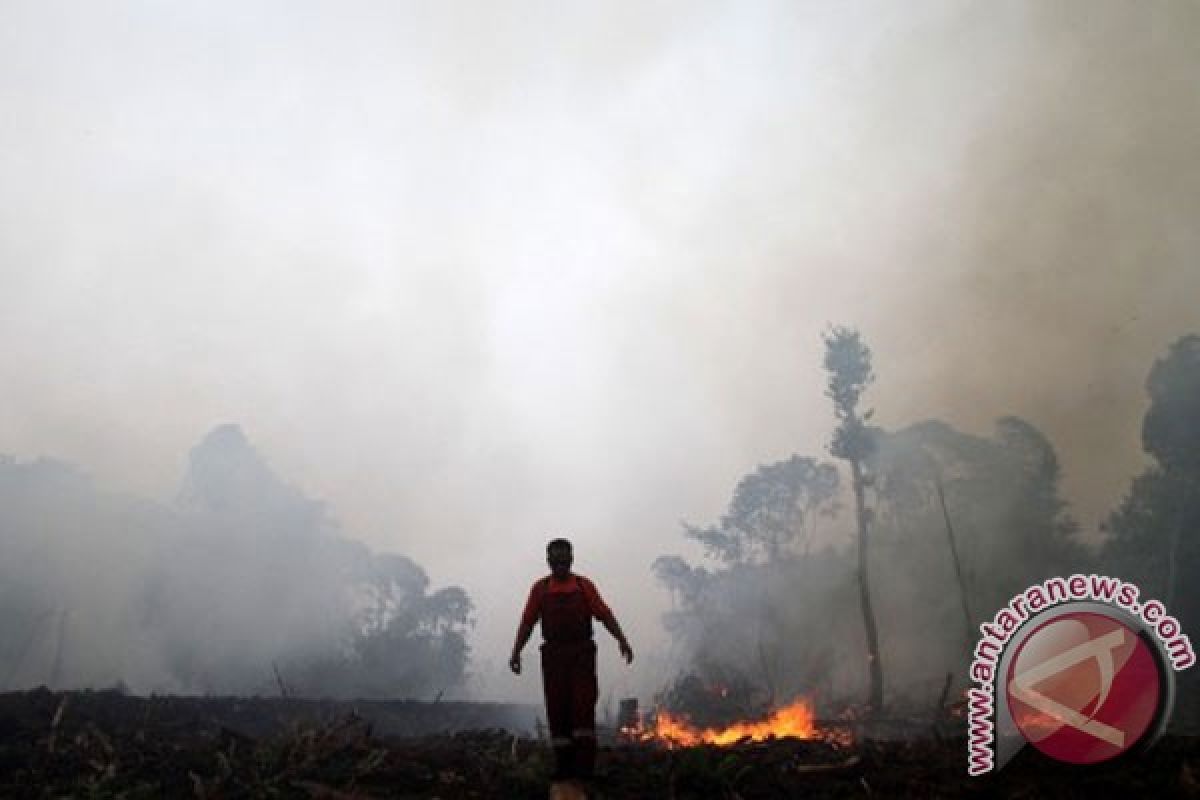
[599,613,634,664]
[510,582,541,674]
[509,619,535,674]
[582,577,633,664]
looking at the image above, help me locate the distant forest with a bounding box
[653,330,1200,717]
[0,425,471,699]
[2,331,1196,713]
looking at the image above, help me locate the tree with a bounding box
[1106,335,1200,616]
[866,417,1084,671]
[1143,335,1200,474]
[652,450,845,709]
[684,456,839,565]
[822,325,883,713]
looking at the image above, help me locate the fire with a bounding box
[639,696,819,748]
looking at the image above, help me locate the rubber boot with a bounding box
[551,742,576,781]
[575,735,596,779]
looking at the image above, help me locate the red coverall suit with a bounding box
[519,574,614,779]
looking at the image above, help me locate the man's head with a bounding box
[546,538,573,579]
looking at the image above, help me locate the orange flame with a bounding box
[641,696,820,747]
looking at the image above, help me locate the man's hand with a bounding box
[619,639,634,665]
[510,621,534,675]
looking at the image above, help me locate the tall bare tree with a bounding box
[823,326,883,713]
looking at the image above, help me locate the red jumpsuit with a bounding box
[520,573,614,779]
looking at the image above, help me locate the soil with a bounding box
[1,688,1198,798]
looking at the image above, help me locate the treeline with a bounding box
[0,425,471,699]
[653,330,1200,716]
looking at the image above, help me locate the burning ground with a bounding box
[3,688,1200,799]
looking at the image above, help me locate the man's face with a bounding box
[547,547,573,579]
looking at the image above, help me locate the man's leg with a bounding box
[541,643,575,780]
[570,642,599,779]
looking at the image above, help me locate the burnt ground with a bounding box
[1,688,1199,798]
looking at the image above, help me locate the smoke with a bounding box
[651,414,1089,715]
[0,2,1197,703]
[0,426,471,697]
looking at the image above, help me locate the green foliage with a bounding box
[654,326,1100,713]
[1103,334,1200,628]
[1103,467,1191,593]
[822,327,873,422]
[823,324,884,711]
[0,427,473,699]
[288,549,474,699]
[683,456,839,565]
[1143,335,1200,474]
[655,448,848,702]
[823,326,877,463]
[869,418,1086,625]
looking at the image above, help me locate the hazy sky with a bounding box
[2,1,1198,700]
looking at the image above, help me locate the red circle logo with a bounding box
[1005,611,1162,764]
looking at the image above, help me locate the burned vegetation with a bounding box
[2,687,1199,798]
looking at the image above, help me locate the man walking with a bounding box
[510,538,633,783]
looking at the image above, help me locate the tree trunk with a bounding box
[49,609,68,689]
[851,460,883,713]
[1166,512,1182,610]
[935,478,974,655]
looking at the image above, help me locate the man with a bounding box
[510,538,633,782]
